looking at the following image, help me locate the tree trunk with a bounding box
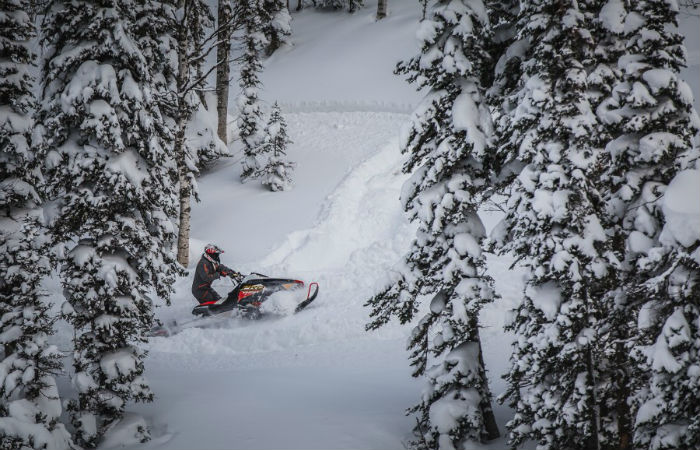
[216,0,232,144]
[616,335,632,450]
[586,343,602,450]
[175,1,191,267]
[376,0,387,20]
[475,325,500,441]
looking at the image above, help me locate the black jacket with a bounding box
[191,255,234,301]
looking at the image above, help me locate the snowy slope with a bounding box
[34,1,691,448]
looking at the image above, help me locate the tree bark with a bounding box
[216,0,232,144]
[475,325,500,441]
[175,0,191,267]
[376,0,387,20]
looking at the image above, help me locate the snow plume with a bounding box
[366,0,500,447]
[39,0,180,446]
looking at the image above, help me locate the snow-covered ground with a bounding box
[40,1,698,448]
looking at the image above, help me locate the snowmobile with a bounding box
[192,273,319,319]
[148,273,319,337]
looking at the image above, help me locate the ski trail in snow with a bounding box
[148,136,416,362]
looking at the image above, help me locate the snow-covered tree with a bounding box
[257,102,295,191]
[584,2,635,447]
[0,0,39,212]
[593,0,700,448]
[0,222,76,450]
[314,0,362,12]
[0,3,75,448]
[261,0,291,56]
[376,0,387,19]
[366,1,500,447]
[492,1,615,449]
[238,0,268,181]
[40,0,180,445]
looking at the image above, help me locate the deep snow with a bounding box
[33,0,697,448]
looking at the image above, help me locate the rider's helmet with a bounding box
[204,243,224,255]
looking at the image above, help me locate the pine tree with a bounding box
[314,0,362,12]
[0,0,39,212]
[366,1,499,447]
[0,3,75,447]
[0,222,75,450]
[40,0,180,445]
[594,0,700,448]
[261,0,291,56]
[238,0,268,181]
[258,102,295,191]
[492,1,614,449]
[586,2,634,448]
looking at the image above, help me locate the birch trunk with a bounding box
[175,0,191,267]
[376,0,387,20]
[216,0,231,143]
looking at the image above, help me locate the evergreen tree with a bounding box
[586,1,634,448]
[314,0,362,12]
[492,1,614,449]
[261,0,291,56]
[257,102,295,191]
[238,0,268,181]
[0,0,39,212]
[366,1,499,447]
[0,3,75,447]
[40,0,180,445]
[594,0,700,448]
[0,223,75,450]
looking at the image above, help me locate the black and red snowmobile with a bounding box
[192,273,319,319]
[149,273,319,337]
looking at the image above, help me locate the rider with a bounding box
[192,244,243,304]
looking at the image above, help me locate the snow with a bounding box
[525,282,562,321]
[600,0,626,33]
[659,168,700,248]
[28,2,699,449]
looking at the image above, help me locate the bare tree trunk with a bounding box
[475,325,500,441]
[175,0,191,267]
[176,121,191,267]
[216,0,232,144]
[376,0,387,20]
[296,0,302,11]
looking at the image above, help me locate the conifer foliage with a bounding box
[491,1,615,449]
[238,0,268,181]
[258,102,295,191]
[0,0,39,210]
[261,0,292,56]
[0,2,74,447]
[40,0,180,445]
[595,0,700,448]
[0,223,75,450]
[366,0,500,447]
